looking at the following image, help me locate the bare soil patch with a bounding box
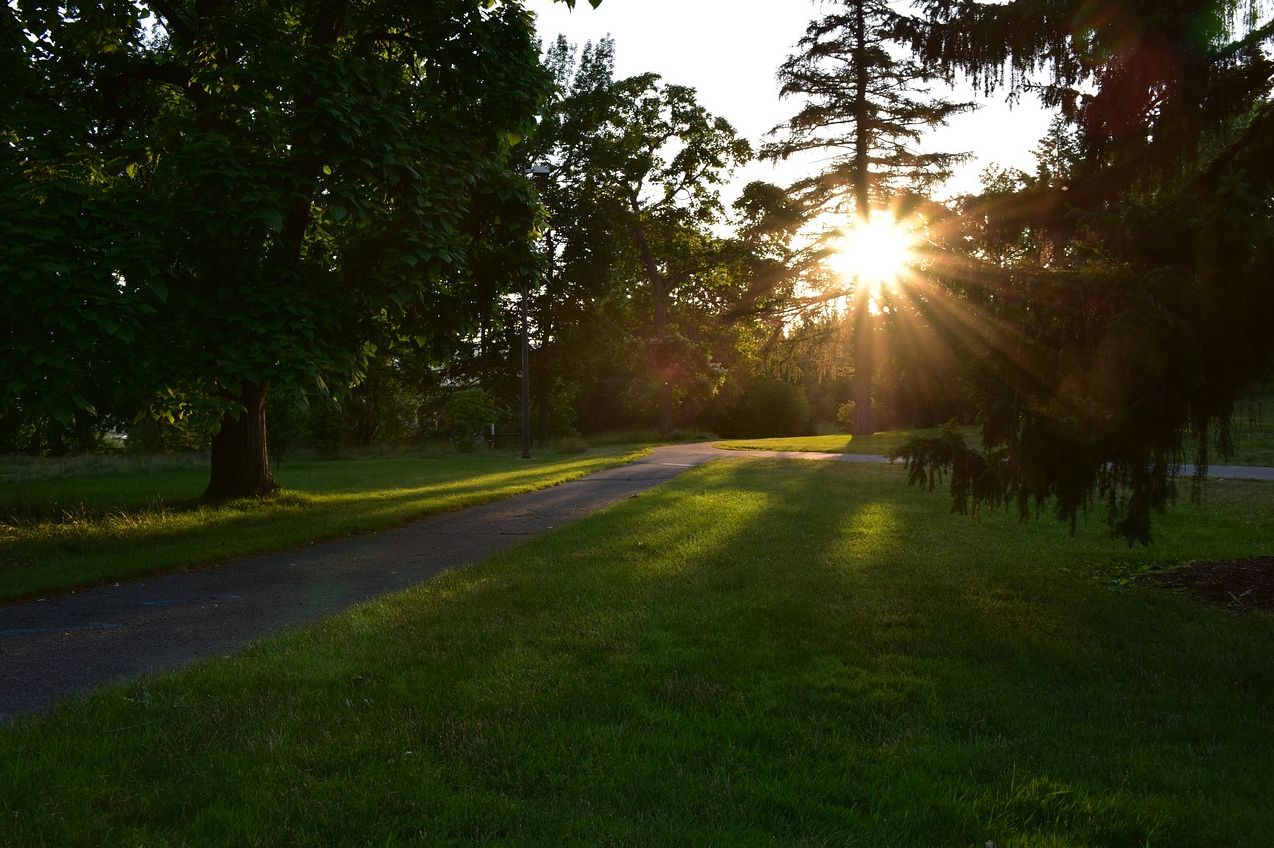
[1136,556,1274,612]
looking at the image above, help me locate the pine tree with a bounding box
[766,0,971,434]
[892,0,1274,542]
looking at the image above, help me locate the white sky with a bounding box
[529,0,1056,202]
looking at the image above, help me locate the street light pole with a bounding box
[520,273,531,460]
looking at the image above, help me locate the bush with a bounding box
[836,401,857,433]
[717,378,813,438]
[440,388,497,451]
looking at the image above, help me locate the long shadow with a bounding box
[3,459,1273,845]
[787,462,1274,845]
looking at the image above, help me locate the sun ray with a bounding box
[830,214,918,306]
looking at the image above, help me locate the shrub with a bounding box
[718,378,813,438]
[440,388,497,451]
[836,401,857,433]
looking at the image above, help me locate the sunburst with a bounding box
[830,214,918,304]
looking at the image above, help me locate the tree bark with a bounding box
[204,380,279,500]
[850,0,874,437]
[852,1,871,221]
[851,303,875,436]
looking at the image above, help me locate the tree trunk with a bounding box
[204,380,279,500]
[850,1,874,437]
[852,1,871,221]
[199,0,339,500]
[851,304,875,436]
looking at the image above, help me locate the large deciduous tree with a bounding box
[765,0,971,435]
[524,37,751,435]
[1,0,595,498]
[894,0,1274,542]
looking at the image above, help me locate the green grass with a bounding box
[0,447,647,602]
[1226,397,1274,466]
[723,414,1274,468]
[3,460,1272,846]
[716,425,982,455]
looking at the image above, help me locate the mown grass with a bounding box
[3,460,1272,846]
[716,425,982,456]
[724,416,1274,468]
[0,447,647,602]
[1227,396,1274,466]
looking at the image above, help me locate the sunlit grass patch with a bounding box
[715,425,982,455]
[0,447,648,601]
[3,461,1271,845]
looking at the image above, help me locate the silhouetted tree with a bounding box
[766,0,971,434]
[894,0,1274,542]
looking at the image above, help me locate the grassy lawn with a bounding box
[0,447,647,602]
[1227,397,1274,466]
[722,415,1274,468]
[3,460,1272,846]
[716,425,982,456]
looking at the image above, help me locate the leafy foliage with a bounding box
[1,0,586,494]
[893,0,1274,542]
[440,387,498,451]
[509,37,753,436]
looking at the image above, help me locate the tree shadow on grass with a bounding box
[3,460,1274,846]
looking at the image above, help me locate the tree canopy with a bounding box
[766,0,972,435]
[891,0,1274,542]
[2,0,581,496]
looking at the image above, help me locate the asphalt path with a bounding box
[2,444,1271,720]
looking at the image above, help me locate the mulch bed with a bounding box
[1135,556,1274,612]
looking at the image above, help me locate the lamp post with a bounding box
[522,162,552,460]
[519,269,531,460]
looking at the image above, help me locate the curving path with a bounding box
[2,444,1270,720]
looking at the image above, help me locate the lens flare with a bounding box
[831,215,917,295]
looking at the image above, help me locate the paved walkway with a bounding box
[2,444,1270,719]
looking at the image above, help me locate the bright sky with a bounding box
[528,0,1056,202]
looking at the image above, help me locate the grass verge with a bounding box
[715,425,981,455]
[3,461,1272,845]
[0,447,647,602]
[723,418,1274,469]
[1227,396,1274,466]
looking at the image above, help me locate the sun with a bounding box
[831,214,917,296]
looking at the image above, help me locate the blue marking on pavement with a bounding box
[1,622,121,637]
